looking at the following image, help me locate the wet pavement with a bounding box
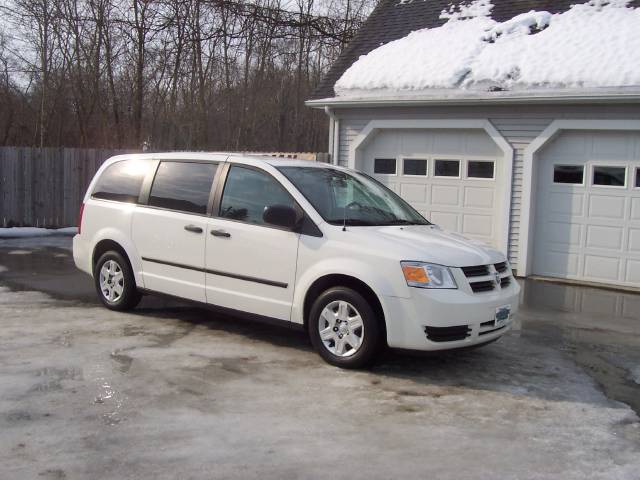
[0,237,639,479]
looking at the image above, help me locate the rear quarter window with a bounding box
[92,160,150,203]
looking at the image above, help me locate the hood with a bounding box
[343,224,506,267]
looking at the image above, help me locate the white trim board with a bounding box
[349,119,514,255]
[517,119,640,276]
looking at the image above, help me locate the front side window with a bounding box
[553,165,583,184]
[434,159,460,177]
[148,161,217,214]
[219,166,296,226]
[92,160,150,203]
[593,166,626,187]
[278,166,430,227]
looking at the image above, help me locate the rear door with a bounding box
[205,164,300,320]
[132,159,221,302]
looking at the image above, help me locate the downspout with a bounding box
[324,106,340,165]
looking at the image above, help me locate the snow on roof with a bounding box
[334,0,640,97]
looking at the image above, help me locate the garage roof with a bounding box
[310,0,640,101]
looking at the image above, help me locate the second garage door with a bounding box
[533,130,640,287]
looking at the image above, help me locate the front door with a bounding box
[132,160,219,302]
[205,164,300,320]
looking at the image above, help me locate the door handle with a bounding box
[184,225,203,234]
[210,229,231,238]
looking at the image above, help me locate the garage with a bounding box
[532,130,640,287]
[361,128,505,248]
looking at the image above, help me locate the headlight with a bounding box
[401,261,457,289]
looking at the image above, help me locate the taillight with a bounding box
[78,203,85,235]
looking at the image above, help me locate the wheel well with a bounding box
[303,274,386,335]
[92,240,130,274]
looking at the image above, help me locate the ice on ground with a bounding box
[0,227,77,238]
[633,367,640,385]
[335,0,640,96]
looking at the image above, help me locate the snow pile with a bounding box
[0,227,78,238]
[335,0,640,96]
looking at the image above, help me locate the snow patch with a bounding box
[335,1,640,95]
[483,10,552,42]
[0,227,78,239]
[632,367,640,385]
[440,0,493,21]
[336,17,494,91]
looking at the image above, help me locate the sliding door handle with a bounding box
[184,225,203,234]
[210,229,231,238]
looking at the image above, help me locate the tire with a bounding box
[94,250,142,311]
[308,286,382,369]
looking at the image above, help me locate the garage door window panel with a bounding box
[402,158,428,176]
[592,166,627,188]
[374,158,397,175]
[636,168,640,188]
[148,161,218,215]
[434,159,460,178]
[553,165,584,185]
[467,160,495,180]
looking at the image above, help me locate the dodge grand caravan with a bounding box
[73,153,520,368]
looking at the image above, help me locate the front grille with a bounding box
[424,325,471,343]
[461,265,490,277]
[500,277,511,288]
[494,262,508,273]
[470,280,495,293]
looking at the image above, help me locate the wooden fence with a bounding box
[0,147,327,228]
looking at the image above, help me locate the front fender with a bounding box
[291,256,409,325]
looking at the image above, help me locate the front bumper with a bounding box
[381,279,520,351]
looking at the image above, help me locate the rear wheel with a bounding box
[308,286,382,369]
[94,251,141,311]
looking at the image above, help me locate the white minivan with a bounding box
[74,153,520,368]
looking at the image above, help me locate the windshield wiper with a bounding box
[385,219,424,225]
[328,219,377,226]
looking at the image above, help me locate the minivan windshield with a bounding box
[277,166,430,227]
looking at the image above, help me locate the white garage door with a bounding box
[363,128,504,248]
[533,130,640,287]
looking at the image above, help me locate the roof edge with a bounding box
[306,91,640,109]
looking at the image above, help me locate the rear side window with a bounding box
[219,165,295,226]
[148,162,217,215]
[92,160,150,203]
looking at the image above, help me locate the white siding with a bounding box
[333,104,640,270]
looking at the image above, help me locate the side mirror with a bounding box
[263,204,299,230]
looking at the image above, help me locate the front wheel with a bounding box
[308,287,383,369]
[94,251,142,311]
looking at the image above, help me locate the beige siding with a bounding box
[333,104,640,268]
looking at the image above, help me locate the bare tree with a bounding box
[0,0,375,151]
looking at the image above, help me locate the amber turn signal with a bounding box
[402,265,429,284]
